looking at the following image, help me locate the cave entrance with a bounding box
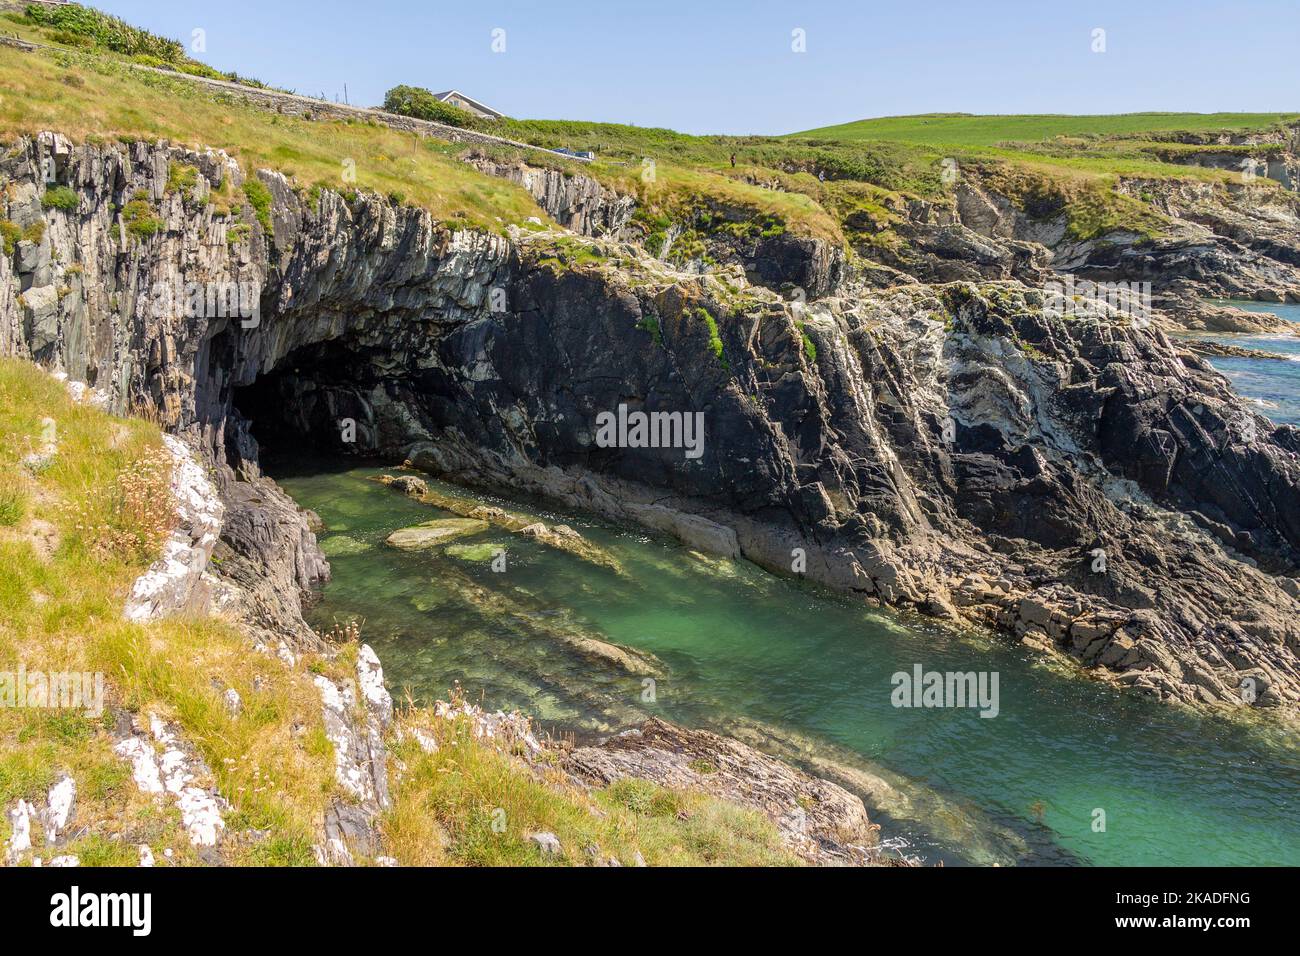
[228,339,393,475]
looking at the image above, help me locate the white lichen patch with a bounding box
[113,714,228,848]
[5,800,35,862]
[4,774,79,864]
[42,774,75,844]
[356,645,392,729]
[114,736,165,794]
[124,434,225,623]
[314,673,381,806]
[312,644,396,865]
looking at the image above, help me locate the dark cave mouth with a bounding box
[228,339,402,468]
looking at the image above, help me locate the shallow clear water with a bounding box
[1183,300,1300,425]
[272,460,1300,867]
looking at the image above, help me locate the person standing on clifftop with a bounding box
[730,152,736,167]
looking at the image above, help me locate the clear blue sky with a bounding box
[94,0,1300,135]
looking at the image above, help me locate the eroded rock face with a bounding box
[465,154,845,298]
[829,148,1300,331]
[947,163,1300,315]
[3,132,1299,715]
[466,156,636,238]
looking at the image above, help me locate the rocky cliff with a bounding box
[4,131,1300,716]
[894,152,1300,332]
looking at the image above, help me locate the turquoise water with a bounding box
[1187,300,1300,425]
[272,461,1300,867]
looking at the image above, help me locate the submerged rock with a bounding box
[385,518,489,550]
[377,474,623,573]
[380,474,429,497]
[444,541,503,562]
[720,716,1033,867]
[319,534,371,557]
[451,567,663,677]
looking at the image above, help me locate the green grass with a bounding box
[499,116,940,227]
[799,329,817,364]
[0,220,19,256]
[534,234,608,271]
[166,161,199,195]
[40,185,79,211]
[695,307,727,367]
[11,5,1288,255]
[494,111,1294,249]
[790,112,1300,148]
[636,314,663,346]
[9,1,272,88]
[121,195,162,238]
[242,178,272,233]
[0,487,23,526]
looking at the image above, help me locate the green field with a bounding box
[791,112,1300,147]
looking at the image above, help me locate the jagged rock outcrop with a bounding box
[313,644,393,865]
[465,154,845,298]
[954,165,1300,321]
[112,712,229,859]
[566,717,881,865]
[466,155,636,237]
[836,149,1300,332]
[1141,123,1300,190]
[123,433,224,623]
[4,131,1299,715]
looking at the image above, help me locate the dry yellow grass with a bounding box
[0,43,549,233]
[0,358,336,865]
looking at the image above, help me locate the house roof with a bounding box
[434,90,504,119]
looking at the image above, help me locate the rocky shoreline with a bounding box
[2,130,1299,727]
[1180,338,1294,361]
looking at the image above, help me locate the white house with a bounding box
[434,90,504,120]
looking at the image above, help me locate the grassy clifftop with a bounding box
[791,111,1300,147]
[0,42,550,233]
[5,0,1297,266]
[0,359,336,865]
